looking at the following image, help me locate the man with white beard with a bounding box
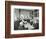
[18,14,25,30]
[19,15,24,26]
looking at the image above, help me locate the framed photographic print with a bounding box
[5,1,45,38]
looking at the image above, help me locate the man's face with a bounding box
[20,14,24,20]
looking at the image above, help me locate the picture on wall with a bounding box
[5,1,45,38]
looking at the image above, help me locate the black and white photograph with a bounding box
[14,9,39,30]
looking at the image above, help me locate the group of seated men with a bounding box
[14,15,39,30]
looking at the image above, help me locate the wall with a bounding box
[0,0,46,39]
